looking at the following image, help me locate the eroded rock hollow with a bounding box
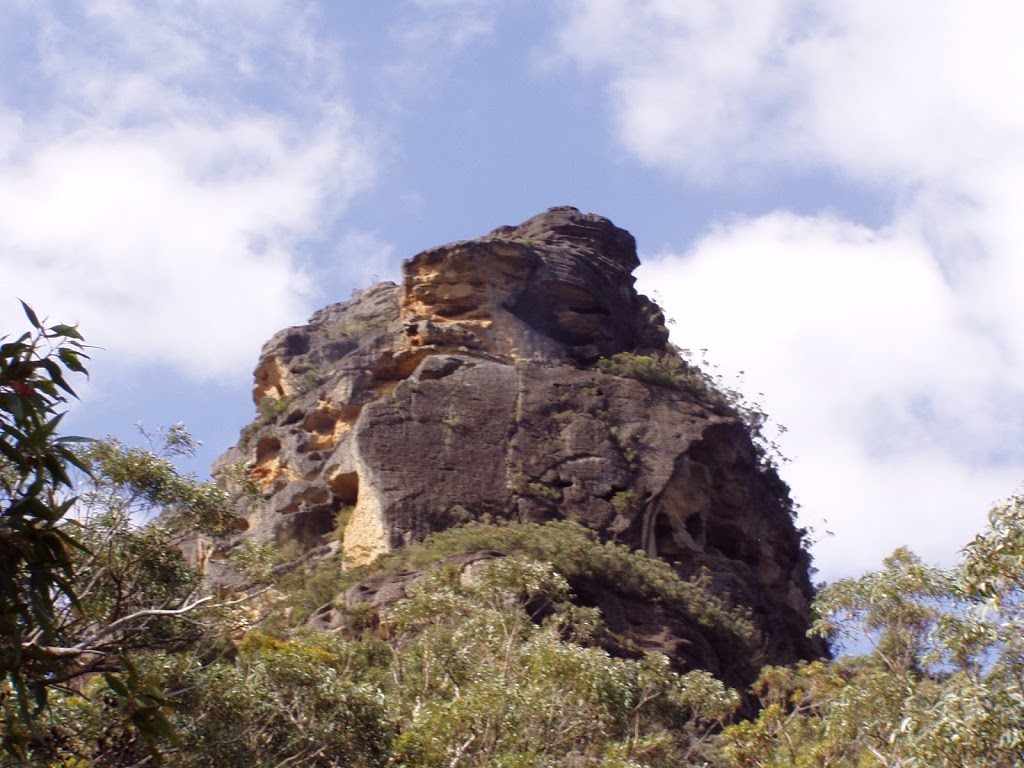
[212,206,822,667]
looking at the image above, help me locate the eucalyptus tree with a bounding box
[1,304,243,760]
[716,495,1024,768]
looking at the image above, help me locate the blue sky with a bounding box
[3,0,1023,580]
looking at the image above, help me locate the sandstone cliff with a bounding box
[212,206,823,671]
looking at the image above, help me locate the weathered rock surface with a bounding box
[213,206,823,670]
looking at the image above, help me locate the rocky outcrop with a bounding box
[213,206,823,666]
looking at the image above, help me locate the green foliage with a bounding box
[961,493,1024,602]
[239,395,292,442]
[81,424,238,538]
[525,480,561,501]
[72,501,199,636]
[358,520,761,662]
[318,304,396,342]
[262,520,759,673]
[596,351,727,407]
[103,657,181,755]
[441,412,463,429]
[274,537,303,564]
[383,556,740,766]
[0,305,240,759]
[228,540,276,585]
[611,489,637,515]
[301,370,322,391]
[1,414,239,763]
[217,458,262,501]
[26,553,740,767]
[0,302,89,751]
[274,553,349,625]
[715,493,1024,768]
[334,503,354,541]
[594,349,792,485]
[258,395,291,423]
[20,480,1024,766]
[169,633,395,767]
[10,304,1024,765]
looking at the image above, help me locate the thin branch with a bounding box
[272,745,325,768]
[74,596,215,649]
[448,733,477,767]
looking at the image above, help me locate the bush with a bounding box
[316,520,759,656]
[595,352,729,410]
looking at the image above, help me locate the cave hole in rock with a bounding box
[433,299,488,321]
[298,405,364,454]
[283,332,310,356]
[328,472,361,544]
[653,511,686,559]
[706,522,745,561]
[253,436,281,468]
[567,304,612,317]
[279,486,331,515]
[685,513,704,542]
[278,486,339,545]
[328,471,360,506]
[299,504,337,544]
[322,338,357,361]
[505,290,581,345]
[278,505,338,548]
[303,408,338,435]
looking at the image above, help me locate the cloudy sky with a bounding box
[3,0,1022,580]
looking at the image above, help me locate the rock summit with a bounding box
[212,206,823,673]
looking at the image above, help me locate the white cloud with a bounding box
[637,212,1023,577]
[406,0,500,47]
[554,0,793,176]
[380,0,503,103]
[554,0,1024,186]
[328,231,398,291]
[556,1,1024,574]
[0,2,375,380]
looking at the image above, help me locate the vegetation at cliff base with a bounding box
[7,482,1024,766]
[3,308,1024,766]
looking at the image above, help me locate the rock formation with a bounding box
[213,206,823,670]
